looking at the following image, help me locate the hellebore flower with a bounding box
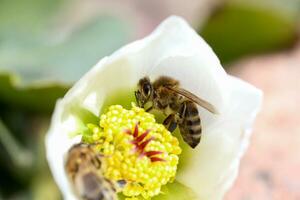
[46,16,262,200]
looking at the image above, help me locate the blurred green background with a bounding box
[0,0,299,199]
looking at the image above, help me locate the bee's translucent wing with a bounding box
[166,87,218,114]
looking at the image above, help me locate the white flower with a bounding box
[45,16,262,200]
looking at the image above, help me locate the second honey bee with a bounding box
[135,76,218,148]
[65,143,118,200]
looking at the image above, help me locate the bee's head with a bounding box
[135,77,153,108]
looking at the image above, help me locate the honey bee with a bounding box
[65,143,118,200]
[135,76,218,148]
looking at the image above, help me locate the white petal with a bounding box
[46,100,82,200]
[45,16,262,200]
[176,75,262,200]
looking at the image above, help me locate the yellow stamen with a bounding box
[82,103,182,199]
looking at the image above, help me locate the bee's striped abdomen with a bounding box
[178,101,202,148]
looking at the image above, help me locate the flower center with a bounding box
[82,104,182,199]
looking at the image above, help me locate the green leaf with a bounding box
[0,118,33,172]
[0,108,58,198]
[0,0,131,112]
[200,3,297,63]
[0,73,68,113]
[0,14,131,84]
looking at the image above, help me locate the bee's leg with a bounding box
[134,91,140,107]
[178,101,187,120]
[163,114,177,132]
[168,120,177,132]
[163,114,174,125]
[145,106,153,112]
[175,101,187,131]
[116,180,127,191]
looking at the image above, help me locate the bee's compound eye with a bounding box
[143,84,151,96]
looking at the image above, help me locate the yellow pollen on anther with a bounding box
[82,104,182,199]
